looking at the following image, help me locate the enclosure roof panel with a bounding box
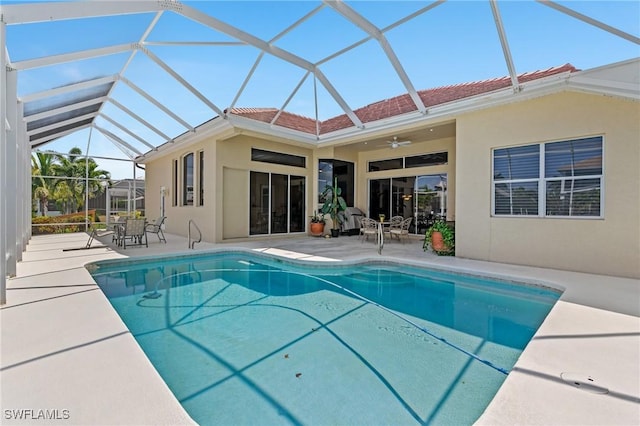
[2,0,638,160]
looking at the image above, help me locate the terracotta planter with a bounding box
[310,222,325,236]
[431,231,447,251]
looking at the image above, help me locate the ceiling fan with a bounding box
[387,136,411,149]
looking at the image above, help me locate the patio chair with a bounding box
[389,217,412,243]
[145,216,167,243]
[74,225,115,250]
[110,216,125,244]
[389,215,404,227]
[121,218,148,249]
[387,215,403,237]
[359,217,379,242]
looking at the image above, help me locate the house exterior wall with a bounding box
[144,90,638,278]
[456,91,640,278]
[215,134,314,241]
[145,137,215,241]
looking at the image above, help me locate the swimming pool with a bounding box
[89,251,560,425]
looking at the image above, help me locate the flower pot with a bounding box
[331,228,340,238]
[431,231,447,251]
[310,222,325,236]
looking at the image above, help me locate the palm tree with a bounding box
[53,147,83,213]
[76,157,111,211]
[54,147,111,213]
[31,151,59,216]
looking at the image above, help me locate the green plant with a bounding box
[424,220,455,255]
[310,210,326,224]
[320,177,347,230]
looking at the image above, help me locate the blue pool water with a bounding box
[89,251,560,425]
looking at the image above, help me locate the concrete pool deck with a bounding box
[1,232,638,425]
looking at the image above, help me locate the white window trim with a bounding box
[197,150,204,207]
[181,152,195,207]
[492,136,604,219]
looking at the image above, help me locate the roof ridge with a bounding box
[275,109,317,121]
[231,63,580,134]
[227,107,278,114]
[418,63,578,95]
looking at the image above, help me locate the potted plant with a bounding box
[424,220,455,255]
[320,177,347,238]
[309,210,326,236]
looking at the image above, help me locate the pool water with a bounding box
[89,252,560,425]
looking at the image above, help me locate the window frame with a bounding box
[172,159,178,207]
[367,150,448,172]
[251,148,306,168]
[491,136,604,219]
[182,152,194,206]
[198,150,204,207]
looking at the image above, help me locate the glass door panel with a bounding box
[250,171,269,235]
[271,174,288,234]
[392,176,415,221]
[290,176,305,233]
[415,174,447,234]
[369,179,390,221]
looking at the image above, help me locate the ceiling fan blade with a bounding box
[384,137,411,148]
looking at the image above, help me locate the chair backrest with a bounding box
[401,217,412,231]
[125,218,145,235]
[389,216,404,229]
[151,216,166,227]
[361,217,378,231]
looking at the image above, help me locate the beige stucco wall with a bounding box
[146,132,457,242]
[456,91,640,278]
[145,137,216,242]
[146,133,314,243]
[215,134,314,241]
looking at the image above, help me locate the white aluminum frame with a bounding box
[0,0,638,304]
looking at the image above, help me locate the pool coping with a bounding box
[1,232,638,425]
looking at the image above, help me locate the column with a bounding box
[1,20,8,304]
[5,66,17,277]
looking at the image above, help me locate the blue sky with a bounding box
[4,0,639,178]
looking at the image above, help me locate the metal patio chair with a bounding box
[145,216,167,243]
[121,218,148,249]
[389,217,413,243]
[359,217,379,242]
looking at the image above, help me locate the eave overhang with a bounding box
[137,57,640,163]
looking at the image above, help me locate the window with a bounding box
[318,159,354,205]
[198,151,204,206]
[251,148,306,168]
[182,153,194,206]
[368,151,448,171]
[368,158,403,172]
[172,159,178,207]
[405,152,448,168]
[493,136,602,217]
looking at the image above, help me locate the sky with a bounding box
[4,0,639,179]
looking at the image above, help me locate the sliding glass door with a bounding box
[369,178,390,221]
[415,174,447,234]
[250,172,305,235]
[369,174,447,234]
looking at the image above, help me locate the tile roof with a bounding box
[228,64,578,136]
